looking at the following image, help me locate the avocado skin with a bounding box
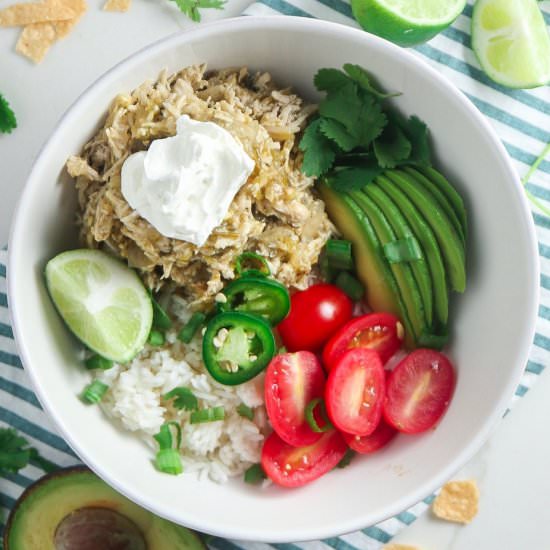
[4,466,206,550]
[374,175,449,328]
[364,182,434,328]
[319,181,417,348]
[382,170,466,293]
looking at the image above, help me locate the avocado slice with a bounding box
[414,165,468,238]
[364,183,434,328]
[319,181,416,347]
[4,466,206,550]
[350,190,428,344]
[381,170,466,293]
[401,167,466,245]
[374,176,449,327]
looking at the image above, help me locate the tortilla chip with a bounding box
[16,21,56,63]
[432,479,479,524]
[383,545,422,550]
[103,0,131,12]
[54,0,86,38]
[0,1,75,27]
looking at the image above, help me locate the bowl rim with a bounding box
[8,15,540,542]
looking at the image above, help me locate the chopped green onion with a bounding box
[82,380,109,404]
[337,449,355,469]
[244,463,267,484]
[178,312,206,344]
[335,271,365,302]
[319,250,336,282]
[190,406,225,424]
[84,354,114,370]
[148,329,165,347]
[154,421,182,450]
[151,296,172,331]
[305,398,333,433]
[326,239,354,271]
[155,449,183,475]
[235,252,271,278]
[417,330,448,350]
[383,236,422,263]
[163,387,198,411]
[237,403,254,421]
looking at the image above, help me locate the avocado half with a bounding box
[4,466,206,550]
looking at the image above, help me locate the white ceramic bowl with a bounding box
[9,16,539,542]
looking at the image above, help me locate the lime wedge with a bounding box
[472,0,550,88]
[351,0,466,46]
[45,249,153,362]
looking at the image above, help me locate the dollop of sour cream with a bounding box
[121,115,255,247]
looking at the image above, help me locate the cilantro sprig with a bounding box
[0,93,17,134]
[163,387,199,411]
[0,428,57,477]
[300,64,431,192]
[169,0,225,22]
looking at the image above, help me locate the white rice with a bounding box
[94,296,268,483]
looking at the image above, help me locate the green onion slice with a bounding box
[383,236,422,263]
[334,271,365,302]
[84,354,114,371]
[148,329,165,347]
[154,421,182,450]
[163,387,198,411]
[244,463,267,484]
[190,406,225,424]
[305,398,333,433]
[155,449,183,475]
[82,380,109,404]
[236,403,254,421]
[178,312,207,344]
[235,252,271,278]
[326,239,354,271]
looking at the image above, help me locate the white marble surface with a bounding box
[1,3,549,548]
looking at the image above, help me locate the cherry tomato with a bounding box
[261,430,348,488]
[264,351,326,447]
[325,348,385,436]
[277,284,353,352]
[323,313,403,371]
[343,418,397,454]
[384,349,455,434]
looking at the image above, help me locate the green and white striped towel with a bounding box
[1,1,550,547]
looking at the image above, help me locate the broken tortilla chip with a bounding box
[103,0,131,12]
[383,545,422,550]
[0,1,75,27]
[15,21,56,63]
[432,479,479,524]
[54,0,87,38]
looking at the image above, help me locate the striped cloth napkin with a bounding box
[1,2,550,548]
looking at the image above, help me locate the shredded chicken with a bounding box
[67,65,333,308]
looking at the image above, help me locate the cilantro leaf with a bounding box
[0,429,31,475]
[327,164,384,193]
[0,93,17,134]
[169,0,225,22]
[29,448,58,473]
[337,449,355,469]
[163,387,199,411]
[403,115,431,166]
[373,124,412,169]
[318,82,363,135]
[314,68,350,93]
[320,118,357,152]
[343,64,400,100]
[299,118,338,177]
[353,92,387,148]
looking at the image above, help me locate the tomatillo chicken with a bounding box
[202,312,276,385]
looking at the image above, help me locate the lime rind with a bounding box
[472,0,550,89]
[45,249,153,363]
[375,0,466,25]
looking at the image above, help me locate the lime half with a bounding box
[45,249,153,362]
[472,0,550,88]
[351,0,467,47]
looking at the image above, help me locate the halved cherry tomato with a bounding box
[322,313,403,371]
[343,418,397,454]
[261,430,348,488]
[384,349,455,434]
[277,284,353,352]
[325,348,385,437]
[264,351,326,447]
